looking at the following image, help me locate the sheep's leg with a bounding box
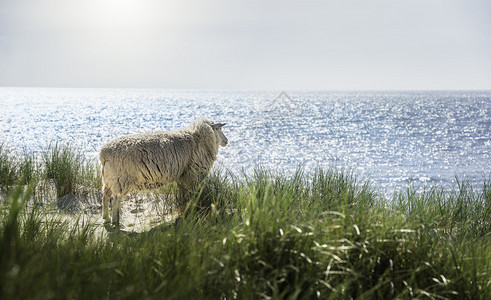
[177,172,194,213]
[102,187,112,223]
[111,196,121,227]
[176,182,189,211]
[177,171,206,214]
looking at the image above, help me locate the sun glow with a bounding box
[89,0,152,30]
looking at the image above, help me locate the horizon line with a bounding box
[1,86,491,92]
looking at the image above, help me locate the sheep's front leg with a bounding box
[176,171,207,214]
[111,196,121,227]
[102,187,112,223]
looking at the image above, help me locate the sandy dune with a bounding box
[1,179,178,238]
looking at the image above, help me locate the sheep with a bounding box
[100,120,228,226]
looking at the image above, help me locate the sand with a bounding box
[1,179,179,238]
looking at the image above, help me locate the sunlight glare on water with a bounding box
[1,88,490,195]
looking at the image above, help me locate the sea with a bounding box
[1,88,490,197]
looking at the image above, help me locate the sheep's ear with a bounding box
[211,123,226,129]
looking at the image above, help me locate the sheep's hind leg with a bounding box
[176,182,192,214]
[111,196,121,228]
[102,187,112,223]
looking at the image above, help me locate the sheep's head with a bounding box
[211,123,228,147]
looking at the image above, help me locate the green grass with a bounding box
[0,142,101,197]
[42,142,101,197]
[0,145,490,299]
[1,144,38,190]
[0,144,27,188]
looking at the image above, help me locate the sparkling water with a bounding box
[1,88,490,195]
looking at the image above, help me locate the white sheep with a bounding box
[100,120,228,226]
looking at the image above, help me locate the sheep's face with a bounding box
[212,123,228,147]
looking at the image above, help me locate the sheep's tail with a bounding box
[100,154,108,190]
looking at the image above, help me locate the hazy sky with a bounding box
[0,0,490,90]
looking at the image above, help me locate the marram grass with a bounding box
[0,143,36,188]
[0,145,490,299]
[42,142,102,197]
[0,142,101,197]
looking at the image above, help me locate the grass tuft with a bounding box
[0,144,38,189]
[0,144,21,188]
[42,142,101,197]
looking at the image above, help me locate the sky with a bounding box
[0,0,490,90]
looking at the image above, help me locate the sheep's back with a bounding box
[100,132,194,185]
